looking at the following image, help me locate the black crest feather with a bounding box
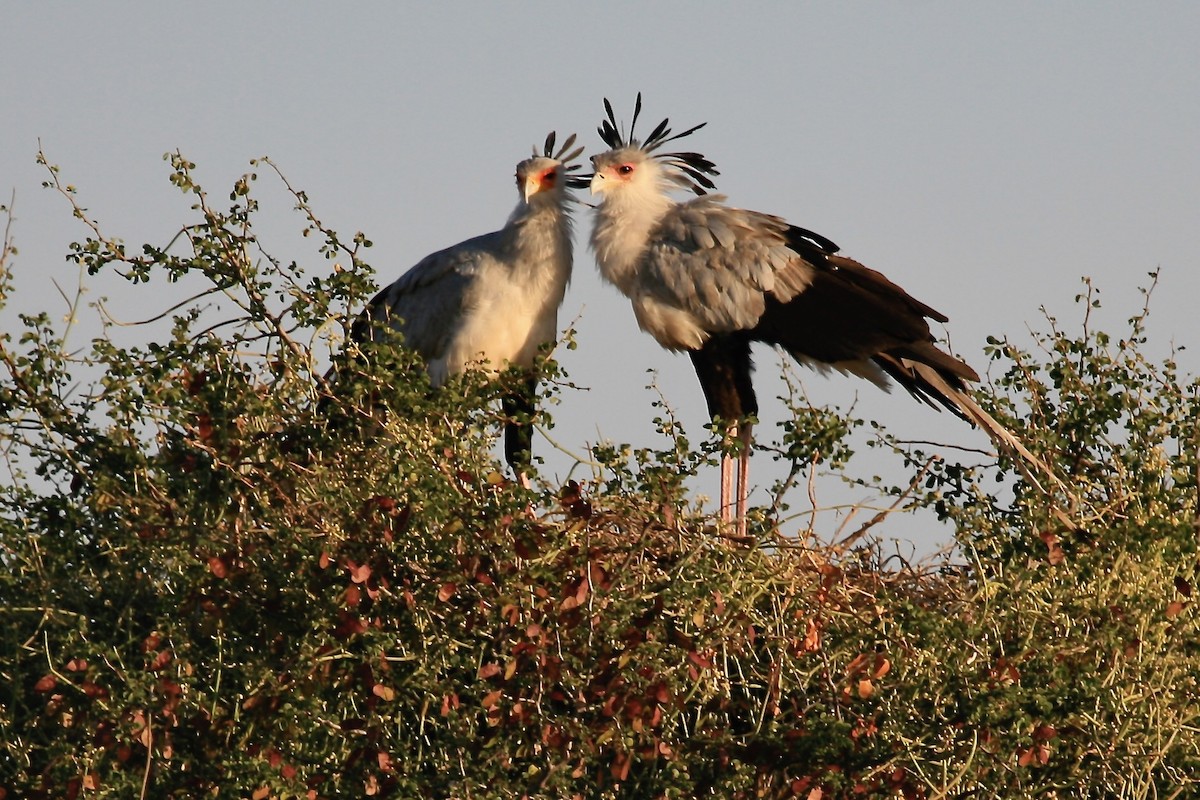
[536,131,589,190]
[596,93,719,195]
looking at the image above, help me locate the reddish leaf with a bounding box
[852,717,879,739]
[802,619,821,653]
[134,712,152,747]
[559,480,593,519]
[1033,724,1057,741]
[559,480,583,506]
[34,674,57,693]
[990,657,1020,684]
[372,684,395,701]
[148,649,172,672]
[819,562,842,586]
[1039,529,1065,565]
[611,751,631,781]
[333,611,367,640]
[871,655,891,680]
[1017,743,1046,767]
[79,680,106,699]
[649,705,663,729]
[208,556,228,579]
[186,369,208,395]
[196,413,214,443]
[845,653,871,677]
[1167,600,1187,618]
[589,560,610,591]
[478,663,501,680]
[66,658,87,672]
[668,627,695,651]
[481,689,502,709]
[438,582,457,602]
[318,551,331,569]
[348,562,371,584]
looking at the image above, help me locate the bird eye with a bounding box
[617,164,634,175]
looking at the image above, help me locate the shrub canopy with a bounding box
[1,155,1197,798]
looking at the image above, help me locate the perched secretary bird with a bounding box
[337,132,586,479]
[589,96,1054,533]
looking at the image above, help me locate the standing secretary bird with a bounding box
[333,132,586,480]
[589,96,1056,533]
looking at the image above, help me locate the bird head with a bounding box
[515,131,588,205]
[589,148,658,198]
[589,93,720,199]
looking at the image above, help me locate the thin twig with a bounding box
[140,713,153,800]
[97,286,223,327]
[831,456,939,555]
[805,451,820,537]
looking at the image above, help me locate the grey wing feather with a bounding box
[642,197,816,332]
[353,231,499,361]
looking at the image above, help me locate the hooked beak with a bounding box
[522,175,540,203]
[589,171,607,196]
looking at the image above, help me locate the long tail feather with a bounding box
[909,362,1067,495]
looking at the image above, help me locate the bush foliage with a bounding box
[1,155,1197,798]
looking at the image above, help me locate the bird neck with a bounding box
[503,196,574,276]
[589,188,675,296]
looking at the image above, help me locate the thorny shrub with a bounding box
[1,155,1196,798]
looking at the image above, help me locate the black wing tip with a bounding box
[786,225,840,255]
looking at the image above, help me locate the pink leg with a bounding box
[517,471,536,519]
[719,452,734,526]
[736,422,752,536]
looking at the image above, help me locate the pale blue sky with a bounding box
[3,3,1198,552]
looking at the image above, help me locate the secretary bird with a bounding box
[588,95,1055,533]
[335,132,586,479]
